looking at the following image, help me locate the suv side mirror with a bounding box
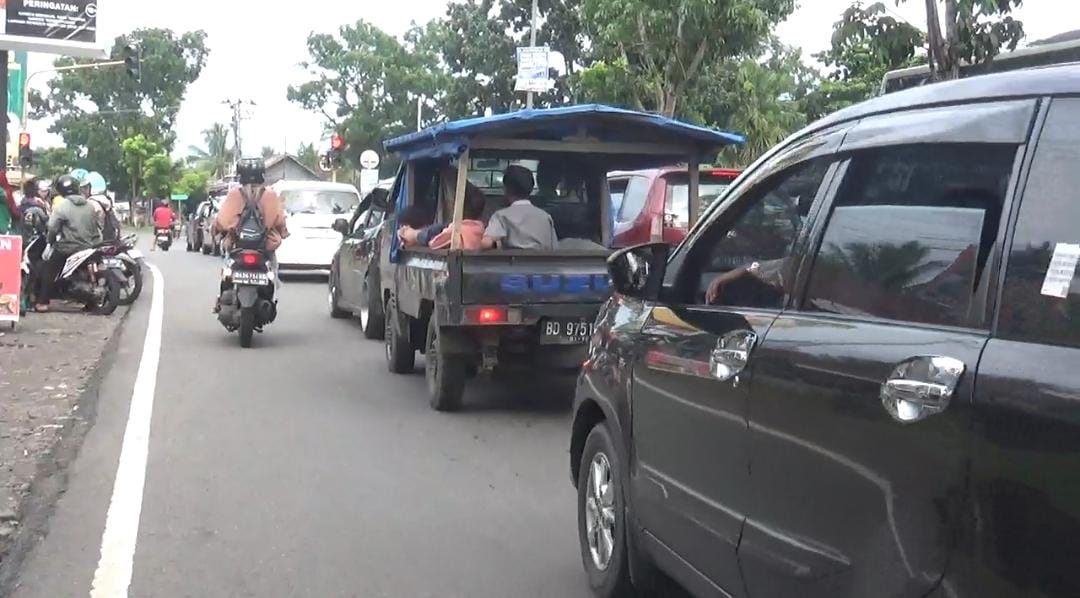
[332,218,349,235]
[608,242,669,300]
[371,189,389,211]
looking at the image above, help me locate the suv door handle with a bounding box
[709,329,758,382]
[880,356,965,423]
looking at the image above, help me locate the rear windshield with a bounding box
[280,189,360,215]
[664,173,737,226]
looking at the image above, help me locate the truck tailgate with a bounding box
[456,251,612,305]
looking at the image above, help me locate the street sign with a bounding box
[170,194,189,201]
[0,0,108,59]
[359,169,379,194]
[515,46,553,93]
[359,150,380,170]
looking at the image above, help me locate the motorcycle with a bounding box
[22,236,124,315]
[155,227,172,251]
[216,248,277,348]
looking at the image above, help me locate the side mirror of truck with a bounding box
[332,218,349,235]
[607,242,669,301]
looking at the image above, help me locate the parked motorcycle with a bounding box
[22,236,123,315]
[155,227,172,251]
[216,249,277,348]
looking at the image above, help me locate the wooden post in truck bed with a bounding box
[451,148,471,250]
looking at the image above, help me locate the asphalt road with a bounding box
[6,242,593,598]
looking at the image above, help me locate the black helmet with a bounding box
[236,157,265,185]
[55,174,80,196]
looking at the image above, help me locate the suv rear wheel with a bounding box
[577,423,634,597]
[384,296,415,373]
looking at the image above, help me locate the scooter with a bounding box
[155,227,172,251]
[22,236,123,315]
[216,248,277,348]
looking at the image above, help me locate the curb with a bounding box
[0,299,136,590]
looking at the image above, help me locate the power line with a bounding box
[221,98,255,173]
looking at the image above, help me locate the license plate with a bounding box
[540,318,594,345]
[102,258,123,268]
[127,249,143,259]
[232,270,269,285]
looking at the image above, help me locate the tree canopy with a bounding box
[32,28,209,196]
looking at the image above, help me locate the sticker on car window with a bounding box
[1040,242,1080,298]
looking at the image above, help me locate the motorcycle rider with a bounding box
[151,199,175,250]
[212,157,288,283]
[36,175,103,312]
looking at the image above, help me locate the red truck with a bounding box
[608,167,741,247]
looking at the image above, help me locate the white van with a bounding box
[271,180,362,273]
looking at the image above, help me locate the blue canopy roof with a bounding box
[384,104,744,162]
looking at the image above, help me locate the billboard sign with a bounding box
[0,0,107,58]
[515,46,553,93]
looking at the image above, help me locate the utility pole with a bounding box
[222,98,255,174]
[526,0,538,109]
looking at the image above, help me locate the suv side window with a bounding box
[685,158,831,308]
[998,99,1080,348]
[616,176,650,223]
[803,143,1016,327]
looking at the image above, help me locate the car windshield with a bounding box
[280,189,360,215]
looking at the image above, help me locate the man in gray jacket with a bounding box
[35,175,102,311]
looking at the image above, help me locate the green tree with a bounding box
[288,19,444,174]
[32,146,81,179]
[174,169,211,204]
[915,0,1024,80]
[261,146,276,159]
[30,28,208,198]
[803,2,925,120]
[142,154,179,199]
[187,123,231,178]
[296,142,321,174]
[121,134,161,199]
[693,41,816,165]
[579,0,795,116]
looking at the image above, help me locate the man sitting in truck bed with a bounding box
[481,165,558,250]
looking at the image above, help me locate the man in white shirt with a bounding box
[481,165,558,250]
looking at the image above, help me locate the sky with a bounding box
[20,0,1074,160]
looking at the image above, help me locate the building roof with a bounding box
[264,154,324,181]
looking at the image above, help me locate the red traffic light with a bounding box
[330,134,345,151]
[18,132,30,148]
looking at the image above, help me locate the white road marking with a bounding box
[90,263,164,598]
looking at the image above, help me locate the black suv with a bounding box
[570,64,1080,598]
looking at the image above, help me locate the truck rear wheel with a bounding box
[384,296,415,373]
[426,317,466,412]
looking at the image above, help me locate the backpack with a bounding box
[235,186,267,250]
[93,197,120,241]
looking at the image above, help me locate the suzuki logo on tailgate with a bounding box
[500,274,611,294]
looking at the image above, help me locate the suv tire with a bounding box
[578,423,634,598]
[361,274,385,340]
[384,296,415,373]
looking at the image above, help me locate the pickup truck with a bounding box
[373,104,743,411]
